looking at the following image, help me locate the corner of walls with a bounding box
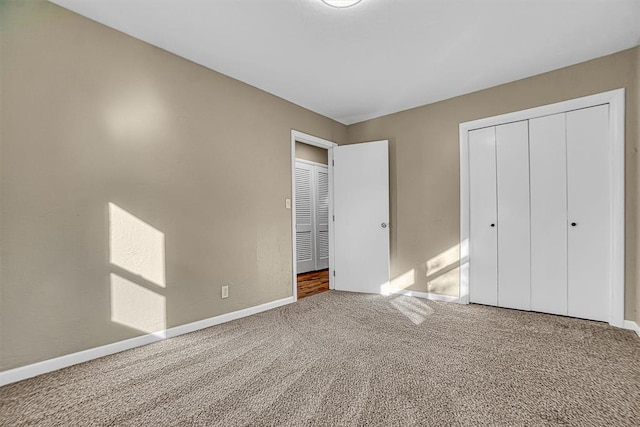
[345,48,640,316]
[0,0,344,372]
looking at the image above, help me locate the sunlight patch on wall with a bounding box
[426,244,459,277]
[381,269,415,295]
[390,296,434,325]
[110,273,166,336]
[392,269,415,289]
[109,203,166,288]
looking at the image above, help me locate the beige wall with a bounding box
[348,47,640,322]
[0,0,347,370]
[2,1,639,373]
[295,142,328,165]
[636,46,640,323]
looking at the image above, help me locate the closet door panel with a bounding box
[496,121,531,310]
[295,162,316,274]
[315,166,330,270]
[469,127,498,306]
[566,105,610,322]
[529,114,568,315]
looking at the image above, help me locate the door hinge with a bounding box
[333,270,335,277]
[332,159,335,166]
[333,215,335,222]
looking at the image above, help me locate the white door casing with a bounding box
[333,140,390,294]
[290,130,337,300]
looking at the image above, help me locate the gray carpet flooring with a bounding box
[1,291,639,426]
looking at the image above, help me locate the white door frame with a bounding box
[291,130,337,301]
[459,88,625,327]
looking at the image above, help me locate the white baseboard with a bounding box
[623,320,640,338]
[383,286,461,303]
[0,296,294,387]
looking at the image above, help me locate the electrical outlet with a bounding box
[285,198,291,209]
[221,285,229,299]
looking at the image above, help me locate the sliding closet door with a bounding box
[496,121,531,310]
[529,113,568,316]
[566,105,610,322]
[469,127,498,306]
[315,166,330,270]
[295,162,315,274]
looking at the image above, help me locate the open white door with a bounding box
[333,140,390,294]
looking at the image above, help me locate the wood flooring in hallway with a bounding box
[297,269,329,299]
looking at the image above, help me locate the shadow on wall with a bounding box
[108,203,167,338]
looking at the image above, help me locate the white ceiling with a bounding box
[51,0,640,125]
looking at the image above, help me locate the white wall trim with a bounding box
[459,89,624,131]
[607,91,626,328]
[459,88,626,328]
[623,320,640,338]
[0,296,294,387]
[291,130,338,299]
[383,286,462,303]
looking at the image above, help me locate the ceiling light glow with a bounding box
[321,0,362,8]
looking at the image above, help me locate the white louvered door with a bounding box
[295,162,315,273]
[315,167,330,270]
[295,160,329,273]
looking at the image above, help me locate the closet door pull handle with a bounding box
[490,223,495,227]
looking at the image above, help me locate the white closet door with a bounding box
[469,127,498,306]
[496,121,531,310]
[295,162,315,274]
[315,166,330,270]
[566,105,610,322]
[529,113,568,316]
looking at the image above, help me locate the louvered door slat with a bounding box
[315,167,329,270]
[295,168,312,227]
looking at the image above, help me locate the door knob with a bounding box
[381,223,388,228]
[571,222,577,227]
[490,223,495,227]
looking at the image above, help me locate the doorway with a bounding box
[291,131,336,301]
[291,131,391,300]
